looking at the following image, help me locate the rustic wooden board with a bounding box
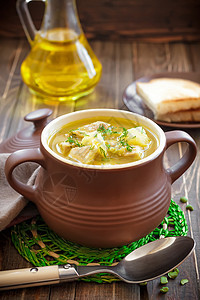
[0,38,200,299]
[0,38,26,141]
[168,43,200,300]
[132,41,200,299]
[132,42,170,79]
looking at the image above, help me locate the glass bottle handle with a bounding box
[16,0,44,44]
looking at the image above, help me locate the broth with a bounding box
[48,117,159,166]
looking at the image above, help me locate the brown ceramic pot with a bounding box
[5,109,197,248]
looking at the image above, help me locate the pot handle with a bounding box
[5,148,46,202]
[165,130,197,183]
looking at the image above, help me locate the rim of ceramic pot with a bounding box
[41,109,166,170]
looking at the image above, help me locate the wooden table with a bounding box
[0,37,200,299]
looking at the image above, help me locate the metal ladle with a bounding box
[0,236,195,290]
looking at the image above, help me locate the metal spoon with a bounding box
[0,236,195,290]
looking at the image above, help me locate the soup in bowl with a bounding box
[48,116,159,166]
[5,109,197,247]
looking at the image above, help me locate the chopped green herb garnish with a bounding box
[120,139,126,146]
[119,130,133,152]
[186,205,194,211]
[106,143,111,149]
[168,268,179,279]
[69,129,77,132]
[97,125,122,137]
[122,127,128,137]
[70,129,88,136]
[99,147,107,158]
[107,126,114,134]
[97,125,112,135]
[180,196,188,203]
[126,144,133,152]
[180,279,189,285]
[160,276,168,285]
[160,287,169,293]
[139,282,147,286]
[66,136,81,147]
[66,136,74,143]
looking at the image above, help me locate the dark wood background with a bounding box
[0,0,200,42]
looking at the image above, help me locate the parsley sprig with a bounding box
[119,128,134,152]
[97,125,112,135]
[97,125,119,136]
[99,147,107,158]
[66,135,82,147]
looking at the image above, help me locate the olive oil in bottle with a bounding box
[21,28,102,101]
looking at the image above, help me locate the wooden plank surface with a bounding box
[132,41,200,300]
[1,0,200,42]
[0,38,26,141]
[0,38,200,299]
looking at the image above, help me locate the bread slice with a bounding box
[136,78,200,120]
[157,108,200,122]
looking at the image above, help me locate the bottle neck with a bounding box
[40,0,82,40]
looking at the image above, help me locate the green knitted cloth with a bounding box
[11,199,187,283]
